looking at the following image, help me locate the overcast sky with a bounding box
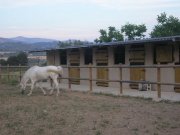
[0,0,180,41]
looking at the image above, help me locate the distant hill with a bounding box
[0,36,58,52]
[10,36,57,44]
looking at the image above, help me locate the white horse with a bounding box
[20,65,63,96]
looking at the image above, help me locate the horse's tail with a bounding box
[47,66,63,76]
[57,66,63,76]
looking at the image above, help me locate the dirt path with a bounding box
[0,84,180,135]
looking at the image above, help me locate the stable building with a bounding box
[42,36,180,92]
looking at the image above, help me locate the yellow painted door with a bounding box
[95,47,108,87]
[69,49,80,84]
[175,68,180,93]
[69,67,80,84]
[96,68,108,87]
[130,68,145,89]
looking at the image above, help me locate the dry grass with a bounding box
[0,84,180,135]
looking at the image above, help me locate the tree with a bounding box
[0,59,7,66]
[6,52,28,66]
[150,12,180,37]
[7,56,19,66]
[58,40,91,48]
[121,23,147,40]
[17,52,28,66]
[94,26,124,43]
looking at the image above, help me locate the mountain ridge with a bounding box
[10,36,57,44]
[0,36,58,52]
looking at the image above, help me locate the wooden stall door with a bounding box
[130,68,145,89]
[96,66,109,87]
[69,66,80,84]
[96,48,109,87]
[129,45,145,89]
[47,51,55,65]
[175,45,180,93]
[69,50,80,84]
[175,68,180,93]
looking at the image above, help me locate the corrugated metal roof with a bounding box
[30,35,180,52]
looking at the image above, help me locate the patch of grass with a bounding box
[9,79,19,85]
[5,121,22,130]
[157,121,170,129]
[36,110,49,120]
[95,130,102,135]
[36,127,44,134]
[170,125,178,129]
[0,78,19,85]
[156,116,162,120]
[122,95,153,101]
[59,118,66,126]
[132,128,139,131]
[93,92,119,98]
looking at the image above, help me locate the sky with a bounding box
[0,0,180,41]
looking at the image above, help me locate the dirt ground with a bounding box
[0,84,180,135]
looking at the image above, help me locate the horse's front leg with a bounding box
[21,84,26,95]
[28,81,35,96]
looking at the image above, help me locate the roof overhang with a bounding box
[29,35,180,53]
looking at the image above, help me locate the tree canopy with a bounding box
[95,24,146,43]
[95,12,180,43]
[150,12,180,37]
[16,52,28,66]
[94,26,124,43]
[58,40,92,48]
[121,23,147,40]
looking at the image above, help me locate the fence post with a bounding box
[19,64,22,82]
[157,64,161,98]
[119,64,123,94]
[7,64,9,82]
[68,65,71,90]
[0,64,1,83]
[89,63,92,92]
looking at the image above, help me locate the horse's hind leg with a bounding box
[49,83,55,95]
[49,78,59,96]
[54,79,60,96]
[38,83,47,95]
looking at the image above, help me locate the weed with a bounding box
[36,128,44,134]
[59,118,66,126]
[95,130,102,135]
[9,79,19,85]
[132,128,139,131]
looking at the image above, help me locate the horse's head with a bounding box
[19,83,25,94]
